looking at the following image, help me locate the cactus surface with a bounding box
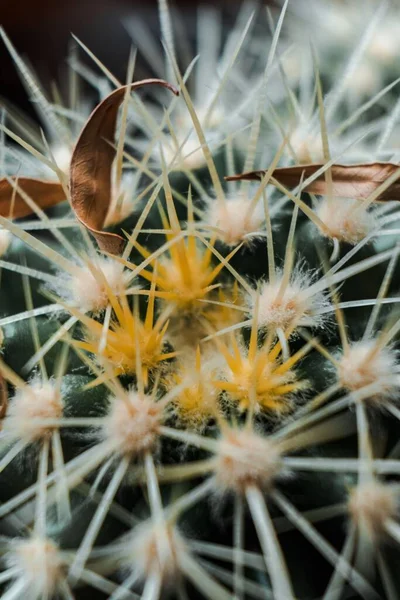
[1,1,400,599]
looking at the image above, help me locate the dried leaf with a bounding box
[225,162,400,201]
[70,78,179,255]
[0,178,65,219]
[0,373,7,421]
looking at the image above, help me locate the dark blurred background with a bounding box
[1,0,271,120]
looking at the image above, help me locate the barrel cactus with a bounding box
[1,1,400,599]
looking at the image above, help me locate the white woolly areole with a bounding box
[348,482,397,540]
[337,341,399,402]
[162,135,207,171]
[159,105,224,171]
[214,429,282,494]
[175,106,224,167]
[280,51,303,85]
[52,144,72,174]
[102,391,162,457]
[125,521,185,581]
[0,228,11,257]
[289,128,324,164]
[204,195,265,247]
[347,60,382,96]
[105,172,139,226]
[55,257,133,314]
[7,537,64,598]
[253,269,330,332]
[6,380,63,442]
[316,198,377,244]
[368,25,400,63]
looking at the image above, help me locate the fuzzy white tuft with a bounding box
[348,481,397,540]
[7,536,64,598]
[105,172,145,226]
[122,521,186,582]
[173,105,225,171]
[204,194,265,247]
[252,268,330,333]
[214,429,282,495]
[150,103,222,171]
[346,60,382,97]
[368,24,400,63]
[336,341,400,403]
[51,144,72,174]
[289,128,324,164]
[160,133,212,171]
[5,379,63,442]
[316,199,377,245]
[53,257,133,314]
[102,390,162,457]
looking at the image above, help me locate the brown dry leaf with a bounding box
[0,373,7,421]
[226,162,400,201]
[70,78,179,255]
[0,178,66,219]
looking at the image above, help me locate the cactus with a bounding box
[1,1,400,599]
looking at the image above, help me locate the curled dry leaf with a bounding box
[0,373,7,421]
[0,178,65,219]
[226,162,400,201]
[70,78,179,255]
